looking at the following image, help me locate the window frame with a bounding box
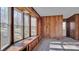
[0,8,1,50]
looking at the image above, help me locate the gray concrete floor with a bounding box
[33,37,79,51]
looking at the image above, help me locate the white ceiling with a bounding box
[34,7,79,18]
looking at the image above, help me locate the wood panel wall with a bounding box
[37,17,42,40]
[41,15,63,39]
[75,15,79,40]
[66,20,70,37]
[66,15,75,38]
[66,14,79,40]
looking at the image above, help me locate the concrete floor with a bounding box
[33,37,79,51]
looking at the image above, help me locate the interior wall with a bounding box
[66,20,70,37]
[41,15,63,39]
[37,17,42,40]
[66,14,79,40]
[75,14,79,40]
[66,15,75,38]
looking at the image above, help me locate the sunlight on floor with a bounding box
[49,41,79,51]
[33,37,79,51]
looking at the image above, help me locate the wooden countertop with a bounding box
[6,36,39,51]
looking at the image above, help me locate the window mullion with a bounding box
[0,8,1,50]
[29,15,31,37]
[10,7,14,44]
[23,13,24,39]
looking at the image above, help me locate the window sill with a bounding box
[6,35,39,51]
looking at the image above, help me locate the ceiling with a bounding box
[34,7,79,18]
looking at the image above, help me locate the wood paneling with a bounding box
[66,14,79,40]
[66,15,75,39]
[75,14,79,40]
[50,16,56,38]
[37,17,42,40]
[66,20,70,37]
[41,15,63,39]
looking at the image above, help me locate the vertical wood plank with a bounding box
[41,15,63,39]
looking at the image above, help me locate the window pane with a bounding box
[31,17,37,36]
[1,7,10,50]
[24,14,29,38]
[14,8,23,42]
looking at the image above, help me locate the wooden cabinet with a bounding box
[28,37,39,51]
[6,36,39,51]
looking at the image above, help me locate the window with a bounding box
[63,22,66,36]
[24,14,29,38]
[14,8,23,42]
[1,7,11,50]
[31,17,37,36]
